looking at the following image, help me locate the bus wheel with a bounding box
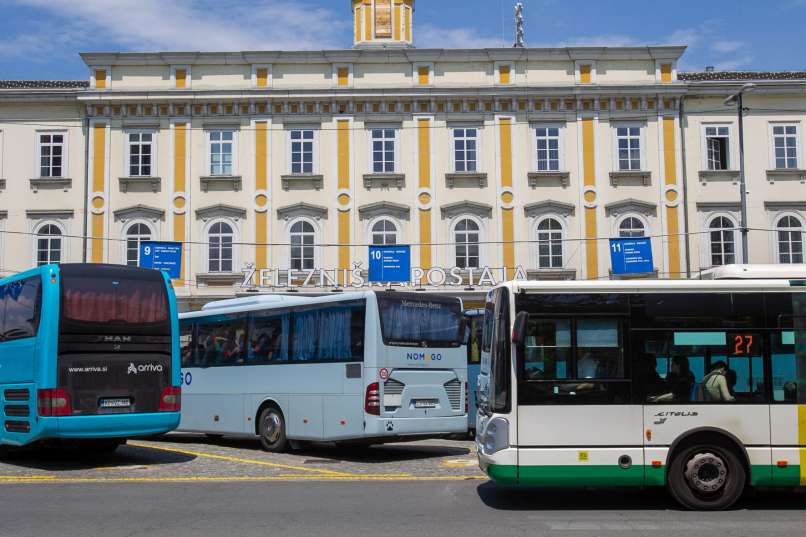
[258,407,287,453]
[667,443,746,511]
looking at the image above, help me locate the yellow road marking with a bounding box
[441,459,478,468]
[128,442,356,477]
[0,475,487,484]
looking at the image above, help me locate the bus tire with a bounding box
[667,442,746,511]
[258,406,287,453]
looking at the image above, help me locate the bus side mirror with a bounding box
[512,311,528,346]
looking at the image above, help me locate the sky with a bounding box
[1,0,805,80]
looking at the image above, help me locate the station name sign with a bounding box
[241,265,528,289]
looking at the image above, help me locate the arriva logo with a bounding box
[406,352,443,362]
[127,363,164,375]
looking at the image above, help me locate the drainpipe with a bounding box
[81,114,90,263]
[678,96,692,279]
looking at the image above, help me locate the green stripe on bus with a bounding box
[789,280,806,287]
[752,465,801,487]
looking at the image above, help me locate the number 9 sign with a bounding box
[143,246,152,256]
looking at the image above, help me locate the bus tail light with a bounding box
[159,387,181,412]
[365,382,380,416]
[37,389,71,417]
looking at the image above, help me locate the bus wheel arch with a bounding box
[255,399,288,453]
[665,427,749,511]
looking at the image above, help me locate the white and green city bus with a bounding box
[477,276,806,510]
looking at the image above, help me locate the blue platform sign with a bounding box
[609,238,654,275]
[140,241,183,279]
[368,245,411,283]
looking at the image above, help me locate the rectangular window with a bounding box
[705,126,730,170]
[535,126,560,171]
[522,318,571,380]
[290,302,365,362]
[453,128,478,173]
[196,315,248,366]
[377,294,464,348]
[0,277,42,342]
[370,128,396,173]
[208,130,234,176]
[249,311,290,364]
[127,131,153,177]
[289,129,314,174]
[39,132,65,177]
[180,321,194,367]
[616,126,642,171]
[773,124,799,169]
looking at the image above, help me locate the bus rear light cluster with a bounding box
[365,382,380,416]
[37,389,71,417]
[158,387,181,412]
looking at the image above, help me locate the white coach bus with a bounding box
[477,276,806,510]
[178,291,467,451]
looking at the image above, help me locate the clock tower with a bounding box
[353,0,414,48]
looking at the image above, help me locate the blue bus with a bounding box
[0,264,181,454]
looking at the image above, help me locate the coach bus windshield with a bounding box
[377,294,464,348]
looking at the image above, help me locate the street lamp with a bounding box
[723,83,755,264]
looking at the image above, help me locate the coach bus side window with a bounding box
[180,321,195,367]
[197,315,248,366]
[290,302,365,362]
[1,277,42,341]
[249,311,290,364]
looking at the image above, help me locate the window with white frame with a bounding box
[536,217,563,269]
[127,131,154,177]
[705,125,730,171]
[615,126,642,171]
[370,128,396,173]
[708,216,737,267]
[772,124,799,169]
[125,223,152,267]
[618,216,646,238]
[290,220,316,270]
[38,132,65,177]
[453,127,478,173]
[535,126,561,171]
[208,130,234,176]
[289,129,315,174]
[208,221,234,273]
[776,215,803,264]
[371,219,398,245]
[35,223,63,266]
[454,218,480,269]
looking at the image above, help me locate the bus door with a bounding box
[513,294,643,486]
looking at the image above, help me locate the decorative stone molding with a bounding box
[764,201,806,212]
[26,209,74,220]
[119,176,161,193]
[524,200,575,219]
[113,205,165,223]
[29,177,72,192]
[195,204,247,221]
[357,201,411,221]
[439,200,493,220]
[445,172,488,189]
[363,173,405,190]
[200,175,242,192]
[528,171,570,188]
[196,273,243,286]
[276,202,328,221]
[609,170,651,187]
[696,202,740,213]
[527,269,577,281]
[605,198,657,217]
[698,170,740,183]
[281,174,324,191]
[766,169,806,183]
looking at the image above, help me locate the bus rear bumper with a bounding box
[44,412,181,440]
[367,415,468,437]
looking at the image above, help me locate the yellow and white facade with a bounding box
[0,2,805,308]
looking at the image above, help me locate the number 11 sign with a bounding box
[609,238,654,275]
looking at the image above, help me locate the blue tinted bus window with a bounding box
[2,277,42,341]
[250,312,290,363]
[378,295,463,348]
[291,302,364,362]
[197,315,248,366]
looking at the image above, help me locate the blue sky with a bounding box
[1,0,805,80]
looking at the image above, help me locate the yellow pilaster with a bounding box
[418,118,432,269]
[364,0,372,42]
[417,119,431,189]
[582,118,598,280]
[90,123,106,264]
[94,70,106,89]
[404,5,412,42]
[393,1,402,41]
[419,208,432,270]
[663,117,681,279]
[255,121,269,270]
[499,118,515,278]
[661,63,673,83]
[256,68,268,88]
[337,120,351,284]
[173,123,187,286]
[580,64,592,84]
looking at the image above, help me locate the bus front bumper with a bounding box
[42,412,181,440]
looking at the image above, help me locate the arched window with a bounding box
[709,216,736,267]
[454,218,480,269]
[290,220,315,270]
[208,221,234,273]
[371,219,398,245]
[777,215,804,264]
[125,223,152,267]
[36,223,63,266]
[618,216,646,238]
[537,218,563,269]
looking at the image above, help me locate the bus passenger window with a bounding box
[772,331,797,403]
[197,316,247,366]
[523,319,570,380]
[250,313,289,363]
[576,319,623,379]
[180,322,194,367]
[1,278,42,341]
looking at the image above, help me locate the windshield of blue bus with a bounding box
[377,294,463,348]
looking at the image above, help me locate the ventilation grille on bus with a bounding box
[444,379,462,411]
[5,421,30,434]
[383,379,405,411]
[4,405,30,418]
[4,389,29,402]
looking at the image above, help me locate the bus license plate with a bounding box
[100,398,131,409]
[414,399,438,409]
